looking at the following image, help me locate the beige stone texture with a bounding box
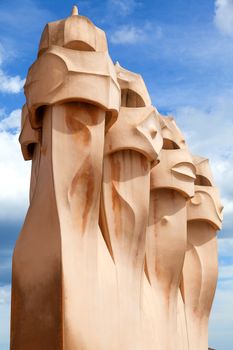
[19,105,41,201]
[100,62,163,348]
[25,47,120,130]
[11,6,223,350]
[19,104,40,161]
[115,62,152,107]
[180,156,223,350]
[146,117,196,349]
[11,8,121,350]
[159,114,187,150]
[38,6,108,55]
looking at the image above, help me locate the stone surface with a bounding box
[11,6,223,350]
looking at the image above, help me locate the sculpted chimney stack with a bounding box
[11,6,222,350]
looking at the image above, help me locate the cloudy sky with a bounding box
[0,0,233,349]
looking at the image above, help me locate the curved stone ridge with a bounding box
[11,6,223,350]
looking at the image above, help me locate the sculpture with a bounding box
[100,62,163,348]
[146,116,196,349]
[180,156,223,350]
[11,6,223,350]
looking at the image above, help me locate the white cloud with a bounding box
[0,46,25,94]
[219,264,233,279]
[110,25,146,44]
[0,109,30,222]
[0,70,25,94]
[209,278,233,349]
[169,93,233,239]
[0,285,11,305]
[0,285,11,350]
[209,238,233,348]
[173,97,233,169]
[108,0,137,16]
[214,0,233,35]
[110,23,162,44]
[218,238,233,259]
[0,109,21,131]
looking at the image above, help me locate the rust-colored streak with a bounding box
[144,256,151,284]
[128,151,133,179]
[151,193,161,281]
[111,185,122,238]
[110,153,121,182]
[65,114,91,145]
[132,229,145,268]
[69,155,95,234]
[69,174,78,200]
[82,160,95,233]
[140,153,149,172]
[65,102,102,129]
[89,105,100,125]
[154,256,161,281]
[111,156,122,238]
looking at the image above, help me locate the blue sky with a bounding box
[0,0,233,349]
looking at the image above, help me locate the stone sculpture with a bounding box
[11,6,223,350]
[146,116,196,349]
[101,62,163,348]
[180,156,223,350]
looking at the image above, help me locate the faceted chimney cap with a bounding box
[38,6,108,56]
[159,115,187,149]
[192,155,215,186]
[115,62,151,107]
